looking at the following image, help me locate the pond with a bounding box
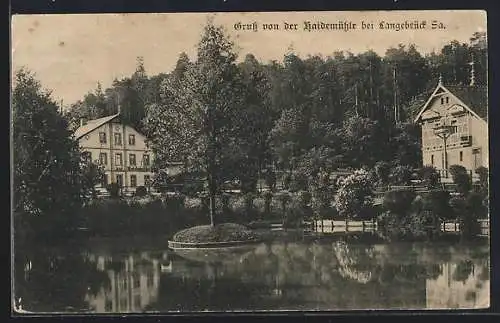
[13,232,490,313]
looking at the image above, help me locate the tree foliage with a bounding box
[64,31,485,191]
[334,169,374,219]
[13,69,95,238]
[14,69,82,215]
[449,164,472,195]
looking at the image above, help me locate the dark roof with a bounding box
[73,113,120,139]
[445,85,488,121]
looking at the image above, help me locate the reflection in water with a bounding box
[83,252,161,312]
[426,260,490,309]
[14,235,490,312]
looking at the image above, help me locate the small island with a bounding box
[168,223,262,249]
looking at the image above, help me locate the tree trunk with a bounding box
[208,173,216,227]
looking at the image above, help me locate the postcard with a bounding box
[11,10,489,313]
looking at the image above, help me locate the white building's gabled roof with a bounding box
[414,83,487,123]
[73,113,120,139]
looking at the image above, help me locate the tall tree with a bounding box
[235,54,273,192]
[13,69,85,238]
[143,23,244,226]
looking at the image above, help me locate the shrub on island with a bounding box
[170,223,260,244]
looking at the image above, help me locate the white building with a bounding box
[73,113,154,195]
[414,79,488,180]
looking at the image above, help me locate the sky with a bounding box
[11,10,486,106]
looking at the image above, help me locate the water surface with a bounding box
[14,232,490,312]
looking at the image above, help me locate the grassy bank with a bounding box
[22,184,486,241]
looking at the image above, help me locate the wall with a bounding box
[78,118,154,191]
[419,90,487,173]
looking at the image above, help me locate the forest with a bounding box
[63,28,487,193]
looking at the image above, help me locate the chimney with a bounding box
[438,73,443,86]
[80,119,84,127]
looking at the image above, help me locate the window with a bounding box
[116,174,123,187]
[144,175,151,186]
[446,97,449,104]
[143,154,150,167]
[114,133,122,145]
[99,152,108,165]
[115,153,123,166]
[441,98,444,104]
[99,132,107,144]
[128,134,136,146]
[130,175,137,187]
[431,154,434,165]
[102,174,108,187]
[129,154,136,167]
[459,151,463,162]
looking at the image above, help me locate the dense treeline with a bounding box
[65,26,486,195]
[13,69,105,243]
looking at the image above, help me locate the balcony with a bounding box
[459,135,472,147]
[113,165,152,172]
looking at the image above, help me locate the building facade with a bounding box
[74,113,154,195]
[414,80,488,180]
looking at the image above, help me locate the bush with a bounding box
[382,189,417,218]
[297,190,312,208]
[377,209,440,241]
[106,182,120,199]
[275,192,292,214]
[373,161,391,186]
[181,181,205,196]
[253,196,266,214]
[228,195,246,214]
[135,186,147,197]
[422,190,453,220]
[163,194,186,211]
[389,165,413,185]
[289,172,308,192]
[449,196,467,219]
[449,165,471,195]
[419,166,440,189]
[466,192,487,219]
[184,197,203,211]
[475,166,488,195]
[311,185,332,218]
[77,196,205,237]
[334,169,374,219]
